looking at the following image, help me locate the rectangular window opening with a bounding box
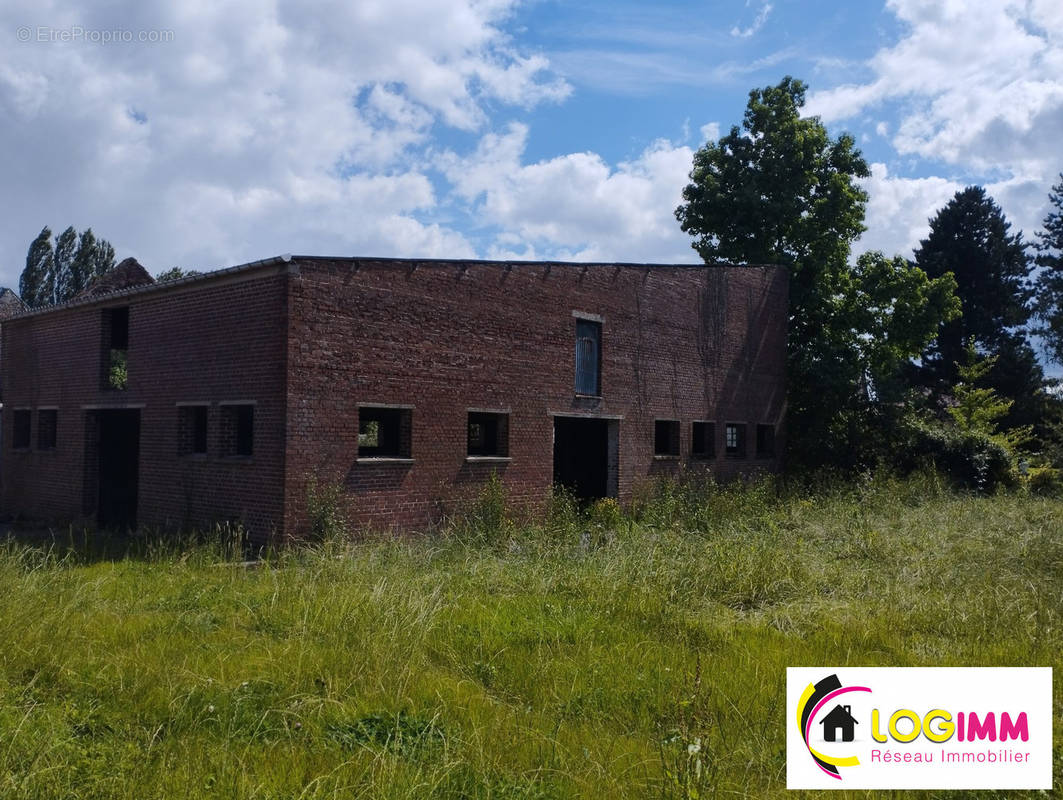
[37,410,57,451]
[756,424,775,458]
[102,306,130,391]
[358,406,412,459]
[467,411,509,457]
[725,423,747,458]
[654,419,680,457]
[692,421,715,459]
[220,404,254,457]
[179,405,209,455]
[12,410,31,450]
[574,318,602,396]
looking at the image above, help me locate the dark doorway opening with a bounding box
[95,410,141,530]
[552,416,618,501]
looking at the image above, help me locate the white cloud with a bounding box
[440,123,697,263]
[731,1,774,39]
[806,0,1063,252]
[856,163,962,258]
[699,122,721,144]
[0,0,568,284]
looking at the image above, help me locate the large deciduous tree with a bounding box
[675,77,870,355]
[675,77,957,466]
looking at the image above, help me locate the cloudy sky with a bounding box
[1,0,1061,290]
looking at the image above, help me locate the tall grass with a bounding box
[0,475,1060,798]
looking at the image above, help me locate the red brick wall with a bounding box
[1,267,289,536]
[2,257,787,539]
[283,258,787,534]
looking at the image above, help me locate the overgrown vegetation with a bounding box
[1,475,1060,799]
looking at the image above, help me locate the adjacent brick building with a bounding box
[1,255,787,538]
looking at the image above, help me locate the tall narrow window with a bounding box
[692,421,715,459]
[12,410,31,450]
[102,307,129,391]
[37,410,57,451]
[467,411,509,457]
[575,319,601,396]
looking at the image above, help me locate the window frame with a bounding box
[724,422,747,459]
[219,402,255,459]
[177,402,210,457]
[357,404,414,462]
[573,316,602,397]
[756,423,776,459]
[653,418,681,458]
[691,420,715,459]
[466,409,510,460]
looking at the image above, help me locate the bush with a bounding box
[305,478,349,541]
[1027,466,1063,497]
[895,418,1016,493]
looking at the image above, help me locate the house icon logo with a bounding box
[820,703,858,742]
[795,673,872,781]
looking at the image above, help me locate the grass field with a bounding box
[0,475,1060,799]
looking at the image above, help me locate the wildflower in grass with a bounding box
[688,738,701,755]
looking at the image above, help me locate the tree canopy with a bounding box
[676,77,960,467]
[19,226,118,308]
[914,186,1034,382]
[675,77,870,340]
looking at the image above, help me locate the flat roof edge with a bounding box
[4,254,786,321]
[290,255,785,270]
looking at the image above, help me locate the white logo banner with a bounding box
[786,667,1053,790]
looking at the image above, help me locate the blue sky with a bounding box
[1,0,1061,312]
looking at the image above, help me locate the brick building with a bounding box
[0,255,787,538]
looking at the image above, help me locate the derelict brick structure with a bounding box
[1,256,787,538]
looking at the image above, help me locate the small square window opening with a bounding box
[756,424,775,458]
[220,404,254,457]
[358,406,412,458]
[654,419,680,457]
[467,411,509,457]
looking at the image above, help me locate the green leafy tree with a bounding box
[676,77,879,463]
[52,226,78,304]
[676,77,870,360]
[93,239,116,279]
[1034,173,1063,364]
[20,226,54,308]
[948,340,1030,454]
[18,225,119,306]
[847,252,961,403]
[155,267,201,282]
[70,228,98,298]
